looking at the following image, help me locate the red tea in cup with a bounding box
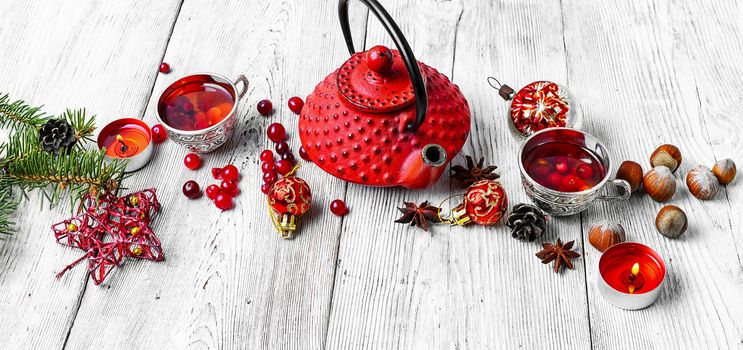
[523,142,607,192]
[159,76,234,131]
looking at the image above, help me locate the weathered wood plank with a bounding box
[326,0,592,349]
[63,1,367,349]
[561,0,743,348]
[0,1,182,349]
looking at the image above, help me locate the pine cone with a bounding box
[506,203,546,242]
[39,118,76,154]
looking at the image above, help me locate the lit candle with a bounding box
[597,242,666,310]
[97,118,154,172]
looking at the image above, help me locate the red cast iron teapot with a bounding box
[298,0,471,189]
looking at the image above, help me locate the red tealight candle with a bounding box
[97,118,154,172]
[597,242,666,310]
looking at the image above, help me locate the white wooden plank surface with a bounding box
[0,1,181,348]
[0,0,742,349]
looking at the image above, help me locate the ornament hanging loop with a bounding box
[487,77,514,101]
[436,193,468,226]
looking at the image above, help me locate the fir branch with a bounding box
[0,93,48,131]
[59,108,96,144]
[0,148,127,209]
[0,186,17,236]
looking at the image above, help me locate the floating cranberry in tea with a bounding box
[524,142,606,192]
[159,76,234,131]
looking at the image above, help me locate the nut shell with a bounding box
[615,161,643,192]
[650,144,682,173]
[642,166,676,202]
[712,158,736,185]
[655,205,688,238]
[686,165,719,200]
[588,221,626,252]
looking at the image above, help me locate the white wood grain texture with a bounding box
[561,0,743,348]
[62,1,367,349]
[0,1,181,349]
[326,0,591,349]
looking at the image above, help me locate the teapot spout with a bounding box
[397,144,448,189]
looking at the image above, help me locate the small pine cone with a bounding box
[39,118,76,155]
[506,203,546,242]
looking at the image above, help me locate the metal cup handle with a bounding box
[234,75,249,99]
[597,179,632,203]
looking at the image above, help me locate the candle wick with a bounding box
[116,135,129,152]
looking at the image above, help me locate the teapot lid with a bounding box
[336,49,426,113]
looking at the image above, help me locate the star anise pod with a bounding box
[451,155,499,188]
[535,238,581,273]
[394,201,441,232]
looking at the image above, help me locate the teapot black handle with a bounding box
[338,0,428,132]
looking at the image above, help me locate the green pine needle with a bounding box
[0,93,47,130]
[0,187,18,236]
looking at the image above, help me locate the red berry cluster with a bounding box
[180,152,241,210]
[206,164,241,210]
[261,122,298,194]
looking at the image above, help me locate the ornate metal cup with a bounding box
[156,73,248,153]
[518,128,631,216]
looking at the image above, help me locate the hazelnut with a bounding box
[615,161,643,192]
[642,166,676,202]
[655,205,688,238]
[650,144,682,173]
[686,165,719,200]
[588,221,626,252]
[712,158,736,185]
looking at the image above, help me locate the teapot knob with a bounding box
[366,45,394,75]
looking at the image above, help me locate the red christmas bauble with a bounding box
[463,179,508,225]
[268,176,312,216]
[509,81,578,137]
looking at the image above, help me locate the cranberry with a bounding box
[531,164,551,179]
[214,193,234,210]
[151,124,167,143]
[330,199,349,216]
[184,153,202,170]
[261,161,274,173]
[275,159,293,175]
[267,123,286,142]
[288,97,304,114]
[560,175,582,192]
[260,150,274,162]
[182,180,200,199]
[257,99,273,116]
[159,62,171,74]
[281,152,295,164]
[220,180,238,194]
[261,183,272,194]
[576,164,594,180]
[205,184,221,200]
[299,146,310,161]
[263,171,278,184]
[547,173,563,189]
[554,159,569,174]
[210,168,222,180]
[275,141,290,155]
[366,45,394,74]
[221,164,239,181]
[183,102,194,112]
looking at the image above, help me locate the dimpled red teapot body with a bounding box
[298,0,470,189]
